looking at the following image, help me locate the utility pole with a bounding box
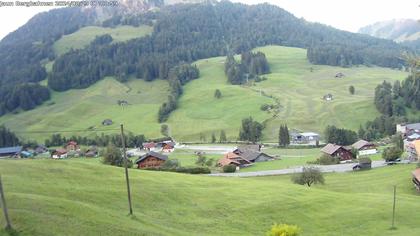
[391,185,397,229]
[120,124,133,215]
[0,175,12,230]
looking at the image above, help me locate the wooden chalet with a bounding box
[135,151,168,169]
[352,140,377,156]
[52,148,68,159]
[162,142,175,153]
[321,143,353,161]
[217,152,252,167]
[65,141,79,151]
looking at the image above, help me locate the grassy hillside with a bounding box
[53,25,153,56]
[167,46,408,141]
[0,78,169,141]
[0,46,409,142]
[0,159,419,235]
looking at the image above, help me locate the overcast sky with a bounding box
[0,0,419,40]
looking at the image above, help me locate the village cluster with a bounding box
[1,123,419,177]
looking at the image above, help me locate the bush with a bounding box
[308,154,339,165]
[292,167,324,187]
[382,146,403,162]
[266,224,301,236]
[223,164,237,173]
[162,159,180,169]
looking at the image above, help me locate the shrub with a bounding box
[266,224,301,236]
[223,164,237,173]
[162,159,180,169]
[309,154,339,165]
[382,146,403,162]
[292,167,324,187]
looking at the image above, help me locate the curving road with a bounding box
[208,161,396,177]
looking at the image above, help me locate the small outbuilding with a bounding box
[323,94,333,101]
[102,119,113,126]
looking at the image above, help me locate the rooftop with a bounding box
[0,146,22,155]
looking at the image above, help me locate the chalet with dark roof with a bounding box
[321,143,353,161]
[135,151,168,169]
[233,147,275,163]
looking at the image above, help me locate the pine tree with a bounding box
[219,130,227,143]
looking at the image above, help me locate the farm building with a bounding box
[335,72,345,78]
[217,152,252,167]
[291,131,320,145]
[321,143,353,161]
[396,123,420,135]
[233,147,275,163]
[143,142,157,151]
[323,94,333,101]
[85,146,99,157]
[52,148,68,159]
[0,146,22,158]
[352,140,377,156]
[135,152,168,169]
[102,119,113,126]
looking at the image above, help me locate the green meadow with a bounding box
[0,46,409,142]
[53,25,153,56]
[0,78,169,141]
[0,159,419,235]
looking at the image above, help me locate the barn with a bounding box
[135,152,168,169]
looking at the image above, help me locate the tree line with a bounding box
[0,125,20,148]
[224,51,270,84]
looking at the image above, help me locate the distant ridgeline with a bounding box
[0,1,410,116]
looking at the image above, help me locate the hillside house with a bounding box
[65,141,79,152]
[35,145,48,154]
[135,152,168,169]
[352,140,377,156]
[143,142,157,151]
[217,152,252,168]
[102,119,113,126]
[321,143,353,161]
[0,146,22,158]
[323,94,333,101]
[335,72,345,78]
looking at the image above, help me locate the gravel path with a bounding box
[208,161,390,177]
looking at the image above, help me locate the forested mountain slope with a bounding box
[0,1,409,116]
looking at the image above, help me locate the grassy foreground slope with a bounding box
[0,159,419,236]
[53,25,153,56]
[0,78,168,141]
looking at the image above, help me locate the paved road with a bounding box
[176,145,235,154]
[208,161,391,177]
